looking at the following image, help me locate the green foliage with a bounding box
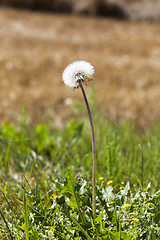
[55,175,160,239]
[0,101,160,239]
[0,170,160,239]
[0,107,160,189]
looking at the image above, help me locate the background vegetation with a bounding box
[0,7,160,128]
[0,99,160,239]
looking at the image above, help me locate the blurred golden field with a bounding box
[0,7,160,128]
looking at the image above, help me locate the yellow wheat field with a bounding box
[0,7,160,128]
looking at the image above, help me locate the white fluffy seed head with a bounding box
[62,60,94,88]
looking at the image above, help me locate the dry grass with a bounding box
[0,7,160,128]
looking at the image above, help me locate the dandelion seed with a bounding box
[62,61,94,88]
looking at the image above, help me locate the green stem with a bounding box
[79,83,96,220]
[138,144,144,187]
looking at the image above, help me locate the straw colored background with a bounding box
[0,7,160,128]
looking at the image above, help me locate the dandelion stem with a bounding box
[79,82,96,220]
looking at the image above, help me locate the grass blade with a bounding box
[23,193,29,240]
[0,209,13,240]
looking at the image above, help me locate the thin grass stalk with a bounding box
[139,144,144,187]
[0,209,13,240]
[79,82,96,220]
[1,190,16,219]
[23,193,29,240]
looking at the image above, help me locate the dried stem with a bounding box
[79,82,96,220]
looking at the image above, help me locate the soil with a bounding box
[0,7,160,128]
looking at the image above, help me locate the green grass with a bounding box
[0,101,160,239]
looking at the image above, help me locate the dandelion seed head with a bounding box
[62,60,94,88]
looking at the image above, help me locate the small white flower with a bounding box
[62,60,94,88]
